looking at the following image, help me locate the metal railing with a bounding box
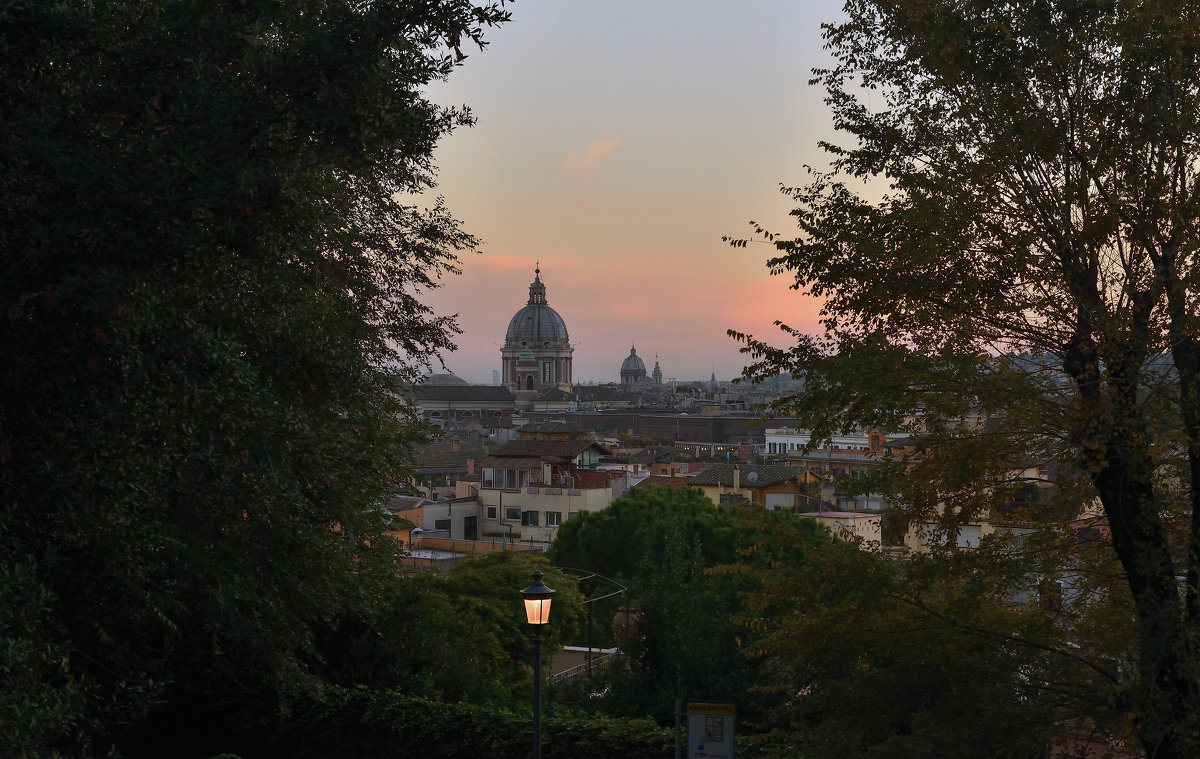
[548,651,617,684]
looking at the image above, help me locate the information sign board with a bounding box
[686,702,736,759]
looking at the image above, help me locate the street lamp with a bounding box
[521,570,555,759]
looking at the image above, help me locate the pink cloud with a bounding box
[476,132,500,159]
[603,297,654,320]
[560,136,623,176]
[474,254,532,270]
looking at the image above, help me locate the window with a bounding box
[956,524,982,549]
[505,507,521,521]
[521,510,539,526]
[546,511,562,527]
[482,468,494,489]
[486,506,497,519]
[434,519,451,530]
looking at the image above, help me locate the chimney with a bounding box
[733,464,740,491]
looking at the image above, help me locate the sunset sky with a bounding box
[419,0,848,384]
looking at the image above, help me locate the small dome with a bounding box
[621,345,646,373]
[425,372,468,386]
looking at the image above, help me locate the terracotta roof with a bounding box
[483,457,550,469]
[626,447,675,464]
[633,476,696,490]
[411,441,489,467]
[489,440,612,458]
[689,463,800,488]
[386,495,430,513]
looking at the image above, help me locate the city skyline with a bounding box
[416,0,847,384]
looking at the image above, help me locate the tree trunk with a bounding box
[1092,426,1198,758]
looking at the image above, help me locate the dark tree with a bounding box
[318,552,584,712]
[0,1,509,753]
[550,488,831,729]
[730,2,1200,756]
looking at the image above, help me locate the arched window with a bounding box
[429,411,441,418]
[526,375,534,390]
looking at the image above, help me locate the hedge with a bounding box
[261,686,675,759]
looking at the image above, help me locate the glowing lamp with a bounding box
[521,570,555,626]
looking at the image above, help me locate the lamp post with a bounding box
[521,570,555,759]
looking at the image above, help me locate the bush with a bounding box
[265,687,674,759]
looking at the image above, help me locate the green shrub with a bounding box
[267,687,673,759]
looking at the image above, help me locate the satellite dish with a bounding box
[747,471,759,484]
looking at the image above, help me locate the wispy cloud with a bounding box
[476,255,532,270]
[476,129,500,159]
[560,136,623,176]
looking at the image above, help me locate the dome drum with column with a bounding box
[502,267,573,394]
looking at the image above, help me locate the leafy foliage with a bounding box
[0,0,509,753]
[728,1,1200,755]
[316,552,585,711]
[0,560,85,759]
[265,686,674,759]
[549,489,832,728]
[549,485,743,590]
[733,510,1135,759]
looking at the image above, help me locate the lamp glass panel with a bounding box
[524,596,552,626]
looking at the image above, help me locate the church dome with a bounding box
[500,265,574,395]
[505,268,570,346]
[621,346,646,373]
[620,344,649,386]
[424,372,468,386]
